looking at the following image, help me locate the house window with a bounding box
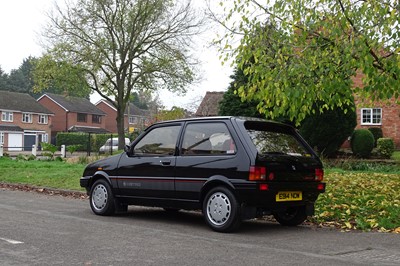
[92,115,101,124]
[361,108,382,125]
[22,113,33,123]
[77,113,87,122]
[1,111,13,122]
[38,115,48,124]
[129,116,138,124]
[0,132,4,144]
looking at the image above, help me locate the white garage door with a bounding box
[8,133,23,151]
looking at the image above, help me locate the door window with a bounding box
[134,125,180,156]
[181,123,236,155]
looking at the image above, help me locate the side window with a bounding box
[134,125,180,156]
[182,122,236,156]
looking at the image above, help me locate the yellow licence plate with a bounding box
[276,191,302,202]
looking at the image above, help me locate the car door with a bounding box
[175,121,246,201]
[116,124,182,198]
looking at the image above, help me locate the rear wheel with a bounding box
[203,186,241,233]
[273,206,307,226]
[89,179,115,216]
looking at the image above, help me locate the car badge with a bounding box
[291,165,296,170]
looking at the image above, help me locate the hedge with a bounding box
[56,133,118,152]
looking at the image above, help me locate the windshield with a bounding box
[246,128,311,157]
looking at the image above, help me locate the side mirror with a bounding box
[124,145,131,154]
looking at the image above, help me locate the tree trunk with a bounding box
[116,106,126,150]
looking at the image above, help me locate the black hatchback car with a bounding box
[80,116,325,232]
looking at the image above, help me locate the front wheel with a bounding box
[273,206,307,226]
[203,186,241,233]
[89,179,115,216]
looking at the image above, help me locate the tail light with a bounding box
[249,166,266,181]
[315,168,324,181]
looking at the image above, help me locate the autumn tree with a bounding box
[36,0,203,148]
[213,0,400,123]
[155,106,187,121]
[219,68,262,118]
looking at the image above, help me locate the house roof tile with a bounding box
[195,91,224,117]
[96,99,149,117]
[42,93,106,115]
[0,91,53,114]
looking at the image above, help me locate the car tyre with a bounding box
[203,186,241,233]
[273,206,307,226]
[90,179,115,216]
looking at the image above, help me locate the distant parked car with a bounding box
[81,117,325,232]
[99,137,130,154]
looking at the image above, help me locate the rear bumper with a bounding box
[233,181,325,207]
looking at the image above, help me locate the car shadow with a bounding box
[109,206,315,234]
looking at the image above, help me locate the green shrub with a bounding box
[368,128,383,147]
[350,129,374,158]
[66,144,83,155]
[299,101,357,157]
[41,142,58,160]
[377,138,394,159]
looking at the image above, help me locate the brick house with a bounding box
[95,99,150,133]
[37,93,109,142]
[351,72,400,148]
[0,91,53,151]
[198,87,400,148]
[195,91,224,117]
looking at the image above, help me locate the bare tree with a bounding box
[38,0,204,148]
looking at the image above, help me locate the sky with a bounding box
[0,0,233,110]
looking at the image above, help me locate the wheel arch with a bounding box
[88,171,113,189]
[200,175,236,204]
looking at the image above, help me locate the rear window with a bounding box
[245,123,311,157]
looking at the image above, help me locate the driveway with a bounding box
[0,188,399,265]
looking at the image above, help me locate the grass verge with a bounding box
[0,157,85,191]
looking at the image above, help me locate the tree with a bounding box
[155,106,187,121]
[33,55,92,98]
[37,0,204,149]
[214,0,400,123]
[6,57,35,94]
[0,66,9,90]
[299,100,357,157]
[219,68,262,117]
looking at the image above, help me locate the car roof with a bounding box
[150,116,293,129]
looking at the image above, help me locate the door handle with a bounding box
[160,160,171,166]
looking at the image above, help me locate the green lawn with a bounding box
[0,157,85,191]
[0,156,399,232]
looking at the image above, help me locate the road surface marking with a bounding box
[0,237,24,244]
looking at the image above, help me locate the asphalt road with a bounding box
[1,188,399,266]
